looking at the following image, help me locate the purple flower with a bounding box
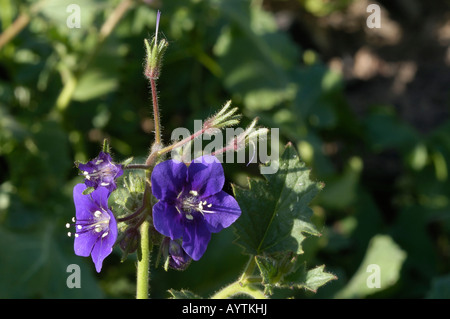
[77,151,123,193]
[162,237,192,271]
[151,155,241,260]
[71,183,118,272]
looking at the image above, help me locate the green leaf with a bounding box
[232,143,322,256]
[213,0,300,111]
[82,187,95,195]
[255,253,291,295]
[72,70,119,102]
[121,156,134,167]
[255,253,336,295]
[0,223,104,298]
[284,263,337,293]
[168,289,203,299]
[335,234,407,298]
[316,156,363,209]
[364,106,419,152]
[110,172,145,217]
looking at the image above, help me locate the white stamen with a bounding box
[101,232,108,238]
[100,182,110,186]
[77,225,82,230]
[95,159,104,165]
[67,232,72,237]
[94,210,102,218]
[65,223,70,228]
[72,217,76,222]
[189,190,198,196]
[207,204,212,208]
[75,234,79,238]
[186,214,194,220]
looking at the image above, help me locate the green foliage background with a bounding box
[0,0,449,298]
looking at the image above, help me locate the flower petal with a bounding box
[90,219,118,273]
[152,201,184,240]
[74,232,97,257]
[89,186,110,210]
[151,159,187,201]
[187,155,224,198]
[73,184,98,222]
[203,191,241,233]
[181,218,211,261]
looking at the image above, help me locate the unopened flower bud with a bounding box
[119,227,140,260]
[145,10,168,79]
[204,100,241,130]
[161,237,192,271]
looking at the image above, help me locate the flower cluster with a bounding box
[69,150,241,272]
[68,11,245,276]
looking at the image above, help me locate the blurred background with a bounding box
[0,0,449,298]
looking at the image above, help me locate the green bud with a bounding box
[204,100,242,130]
[102,138,111,153]
[144,11,168,79]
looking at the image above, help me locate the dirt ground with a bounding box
[266,0,450,134]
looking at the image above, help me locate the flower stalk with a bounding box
[144,11,168,149]
[136,218,152,299]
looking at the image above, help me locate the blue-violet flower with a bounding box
[151,155,241,260]
[71,183,118,272]
[77,151,123,193]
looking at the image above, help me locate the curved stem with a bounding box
[136,218,152,299]
[0,13,30,50]
[210,281,266,299]
[239,256,257,285]
[0,0,45,50]
[116,205,145,223]
[211,256,265,299]
[54,0,133,114]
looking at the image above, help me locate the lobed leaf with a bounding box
[232,143,322,256]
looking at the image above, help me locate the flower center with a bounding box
[82,163,115,187]
[66,209,111,238]
[176,190,214,220]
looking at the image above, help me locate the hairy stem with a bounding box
[150,77,162,146]
[136,218,152,299]
[210,281,266,299]
[124,164,152,170]
[239,256,257,285]
[210,256,265,299]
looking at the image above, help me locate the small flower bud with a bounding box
[119,227,140,259]
[212,117,268,157]
[145,10,168,79]
[161,237,192,271]
[204,100,242,130]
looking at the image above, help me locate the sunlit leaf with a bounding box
[233,143,322,256]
